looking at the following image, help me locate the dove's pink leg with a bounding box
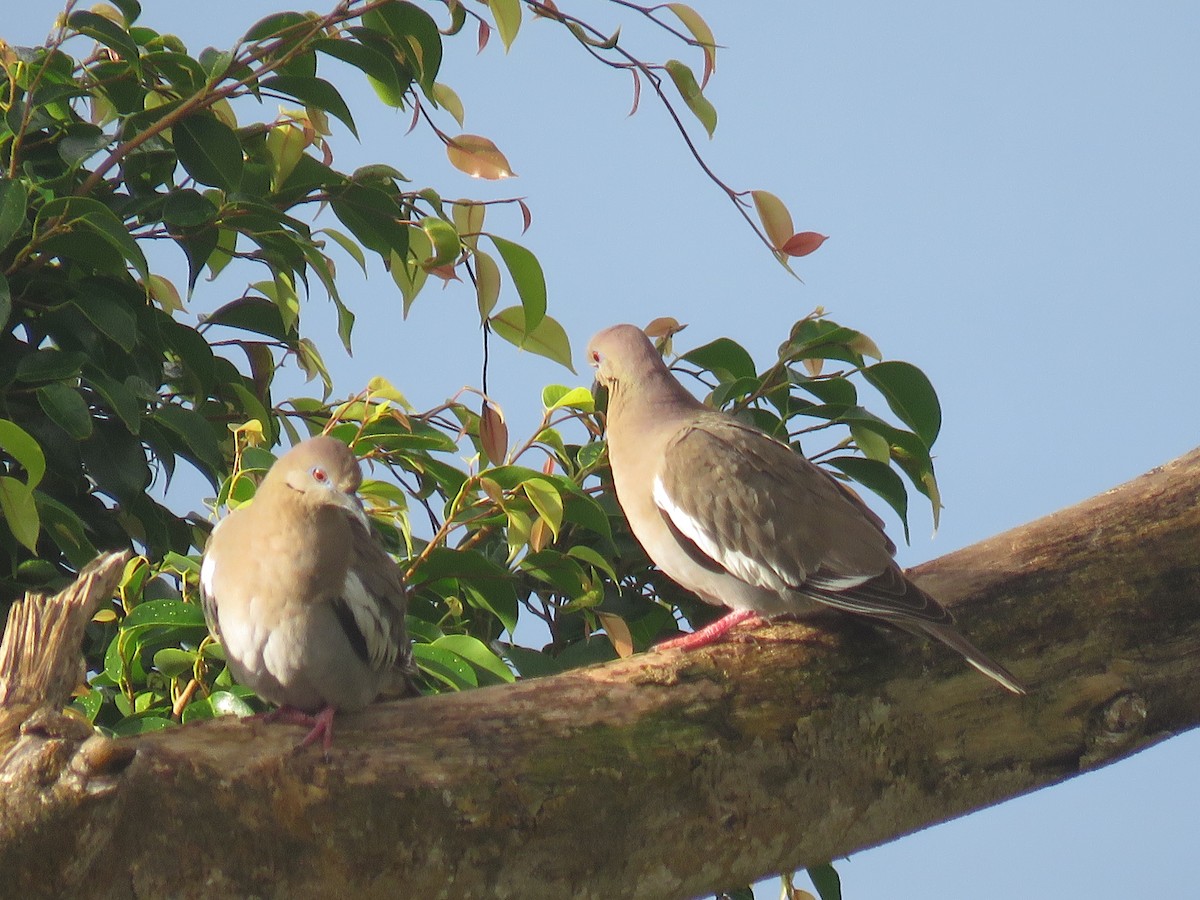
[655,609,762,651]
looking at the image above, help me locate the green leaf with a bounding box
[566,545,618,582]
[0,419,46,489]
[16,349,88,383]
[432,634,515,683]
[203,296,289,340]
[36,493,98,566]
[412,642,477,690]
[523,478,563,539]
[67,10,141,64]
[121,598,207,631]
[174,115,244,191]
[0,476,40,552]
[541,385,594,413]
[151,404,224,485]
[242,11,315,43]
[420,217,461,268]
[499,643,561,679]
[827,456,910,543]
[330,184,408,258]
[0,178,29,249]
[312,37,406,101]
[84,370,143,434]
[807,863,843,900]
[162,188,217,227]
[849,422,890,464]
[488,235,545,331]
[863,361,942,447]
[34,197,149,284]
[112,715,174,737]
[487,0,522,51]
[153,647,197,677]
[261,75,358,138]
[81,419,150,502]
[182,690,256,723]
[73,280,138,351]
[682,337,756,381]
[362,1,443,93]
[37,383,93,440]
[490,307,574,372]
[664,59,717,137]
[0,273,9,331]
[317,227,367,274]
[521,550,588,597]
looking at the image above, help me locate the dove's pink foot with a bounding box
[654,609,762,651]
[259,705,337,754]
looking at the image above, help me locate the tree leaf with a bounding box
[151,404,224,486]
[261,75,358,138]
[330,183,408,257]
[490,307,575,372]
[487,0,522,51]
[523,477,563,539]
[682,337,756,381]
[174,114,244,191]
[596,611,634,658]
[863,361,942,447]
[664,59,716,137]
[827,455,910,543]
[666,4,716,86]
[361,1,443,93]
[16,349,88,383]
[750,189,794,250]
[0,177,29,250]
[542,385,594,413]
[0,476,40,552]
[446,134,515,180]
[479,401,508,465]
[35,196,149,284]
[431,82,465,126]
[0,273,9,332]
[37,383,93,440]
[68,10,141,64]
[780,231,828,257]
[420,217,461,268]
[806,863,843,900]
[0,419,46,489]
[488,235,545,330]
[412,642,477,690]
[473,249,501,320]
[312,36,406,103]
[432,634,515,682]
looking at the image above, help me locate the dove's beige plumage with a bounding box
[201,436,416,750]
[589,323,1025,694]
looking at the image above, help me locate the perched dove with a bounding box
[588,324,1025,694]
[200,436,417,751]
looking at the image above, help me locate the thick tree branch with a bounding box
[2,451,1199,899]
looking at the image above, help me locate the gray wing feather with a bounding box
[658,417,951,625]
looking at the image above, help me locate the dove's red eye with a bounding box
[311,467,328,483]
[589,350,601,364]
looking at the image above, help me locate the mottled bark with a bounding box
[1,451,1198,900]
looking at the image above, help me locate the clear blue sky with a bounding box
[7,2,1199,897]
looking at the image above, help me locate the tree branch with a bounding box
[3,450,1199,898]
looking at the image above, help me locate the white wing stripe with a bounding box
[342,570,394,670]
[653,475,789,592]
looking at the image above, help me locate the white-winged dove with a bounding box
[588,324,1026,694]
[200,436,417,751]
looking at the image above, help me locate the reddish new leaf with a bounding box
[480,401,508,465]
[780,231,828,257]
